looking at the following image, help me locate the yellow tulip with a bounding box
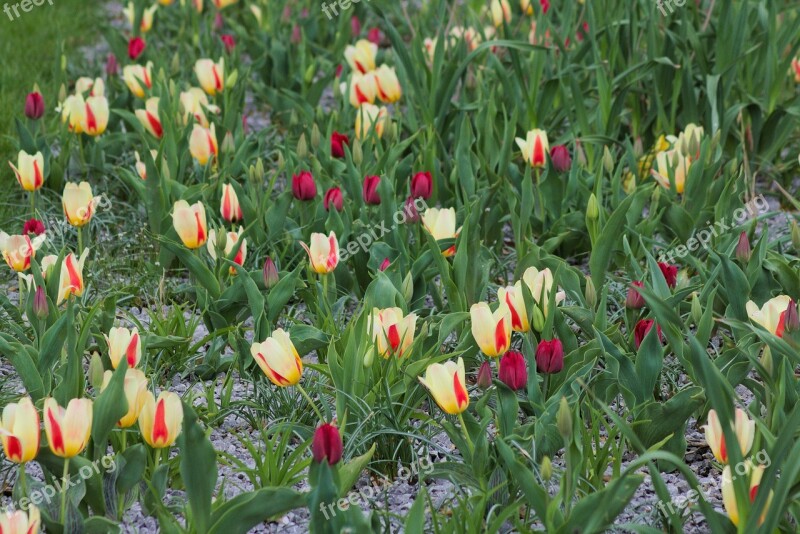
[370,307,417,358]
[344,39,378,74]
[470,302,512,357]
[418,357,469,415]
[9,150,45,191]
[213,0,238,9]
[250,329,304,386]
[520,0,533,15]
[180,88,219,127]
[195,58,225,96]
[0,506,40,534]
[489,0,512,27]
[101,368,148,428]
[702,408,755,464]
[135,97,163,138]
[449,26,482,52]
[746,295,791,337]
[82,95,110,136]
[300,232,340,274]
[515,128,549,168]
[670,123,704,158]
[497,282,529,332]
[355,104,388,140]
[138,391,183,448]
[0,397,40,463]
[105,326,142,369]
[56,249,90,304]
[43,397,92,458]
[206,227,247,275]
[61,95,86,133]
[651,149,691,194]
[374,65,402,104]
[122,62,153,98]
[62,182,99,227]
[189,123,219,166]
[124,2,158,33]
[522,266,565,320]
[347,72,377,107]
[220,183,243,222]
[421,207,459,257]
[722,461,773,526]
[172,200,208,249]
[0,232,46,273]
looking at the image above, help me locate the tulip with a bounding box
[63,182,99,227]
[56,249,89,304]
[122,62,153,98]
[540,0,550,14]
[470,302,512,357]
[746,295,792,337]
[250,328,303,386]
[652,149,691,194]
[263,257,279,288]
[207,227,247,274]
[535,339,564,374]
[220,183,243,223]
[350,15,361,36]
[61,95,86,133]
[106,53,119,77]
[128,37,146,60]
[703,408,754,464]
[195,58,225,96]
[40,255,57,279]
[625,281,645,309]
[124,2,157,33]
[355,104,388,140]
[101,369,148,428]
[291,171,317,201]
[403,195,421,223]
[521,266,565,319]
[135,97,163,138]
[331,131,349,158]
[633,319,662,349]
[220,34,236,53]
[722,462,772,526]
[23,218,45,236]
[0,232,45,272]
[370,307,417,358]
[324,187,344,212]
[362,175,381,205]
[497,283,529,332]
[421,207,459,257]
[489,0,512,27]
[138,391,183,448]
[25,91,45,120]
[43,397,92,458]
[671,123,704,159]
[301,232,339,274]
[378,257,391,271]
[180,87,220,127]
[344,39,378,74]
[520,0,533,15]
[476,361,493,389]
[499,351,528,389]
[367,28,382,45]
[345,72,376,107]
[792,58,800,83]
[82,95,110,137]
[374,65,402,104]
[418,357,469,415]
[657,262,678,288]
[549,145,571,172]
[423,38,437,63]
[736,231,751,263]
[172,200,208,250]
[134,150,157,180]
[0,507,40,534]
[450,26,482,51]
[213,0,238,9]
[9,151,45,191]
[189,124,219,166]
[105,326,142,369]
[33,285,48,319]
[0,397,40,463]
[312,423,343,465]
[515,129,549,168]
[410,171,433,200]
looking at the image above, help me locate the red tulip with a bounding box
[535,339,564,374]
[379,257,390,271]
[634,319,662,349]
[291,25,302,44]
[312,423,343,465]
[367,27,382,45]
[403,195,420,223]
[736,232,751,263]
[262,257,279,288]
[658,262,678,288]
[499,351,528,389]
[335,64,344,79]
[292,171,317,201]
[22,218,45,236]
[625,281,645,309]
[220,34,236,53]
[106,53,119,77]
[331,131,349,158]
[540,0,550,14]
[324,187,344,212]
[362,175,381,205]
[476,361,493,389]
[24,92,45,120]
[410,171,433,200]
[128,37,146,60]
[350,16,361,36]
[33,285,48,319]
[549,145,571,173]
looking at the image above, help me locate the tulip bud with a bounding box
[220,34,236,53]
[221,132,235,154]
[291,171,317,201]
[402,272,414,303]
[106,54,119,77]
[531,306,545,332]
[128,37,146,60]
[556,397,572,440]
[691,292,702,326]
[586,193,599,221]
[584,275,596,309]
[58,83,67,104]
[760,345,773,377]
[476,361,493,389]
[363,346,375,368]
[323,187,344,212]
[312,423,343,465]
[255,158,266,181]
[602,146,614,173]
[410,171,433,200]
[350,15,361,36]
[352,139,363,165]
[791,220,800,253]
[784,299,799,333]
[499,351,528,390]
[33,285,48,320]
[24,91,45,120]
[549,145,571,173]
[541,455,552,480]
[736,231,751,263]
[262,257,279,288]
[330,131,349,159]
[367,27,382,45]
[296,133,308,159]
[626,281,645,309]
[535,339,564,374]
[658,262,678,289]
[633,319,662,349]
[310,124,321,148]
[88,351,105,389]
[378,257,390,271]
[226,69,239,90]
[362,175,381,205]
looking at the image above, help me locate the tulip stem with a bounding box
[30,191,35,219]
[18,466,27,497]
[296,383,324,422]
[457,412,475,457]
[77,227,84,256]
[18,277,24,313]
[121,429,127,451]
[60,458,70,523]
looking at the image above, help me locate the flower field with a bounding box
[1,0,800,532]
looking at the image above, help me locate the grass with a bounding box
[0,0,103,224]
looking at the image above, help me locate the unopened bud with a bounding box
[791,220,800,253]
[255,158,265,182]
[476,361,492,389]
[310,124,321,148]
[226,69,239,89]
[584,275,596,309]
[760,345,773,377]
[586,193,599,221]
[556,397,573,441]
[531,306,545,333]
[297,133,308,159]
[352,139,363,166]
[402,272,414,303]
[88,352,105,390]
[691,292,702,326]
[735,231,751,263]
[262,257,279,288]
[363,347,375,368]
[221,132,235,154]
[541,456,552,481]
[602,146,614,173]
[33,285,48,319]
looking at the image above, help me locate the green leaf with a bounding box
[338,443,376,496]
[207,488,305,534]
[178,403,218,534]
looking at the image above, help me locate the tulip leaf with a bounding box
[158,237,221,298]
[91,360,129,460]
[338,443,376,496]
[178,403,218,534]
[207,487,306,534]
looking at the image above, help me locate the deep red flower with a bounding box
[362,175,381,205]
[128,37,146,60]
[331,131,349,158]
[499,351,528,389]
[634,319,663,349]
[220,34,236,53]
[476,361,493,389]
[106,53,119,77]
[540,0,550,15]
[292,171,317,201]
[367,27,382,45]
[535,340,564,374]
[323,187,344,212]
[403,195,420,223]
[410,171,433,200]
[350,16,361,37]
[312,423,343,465]
[658,262,678,288]
[626,281,645,310]
[23,218,45,236]
[24,92,45,120]
[379,257,390,271]
[549,145,571,173]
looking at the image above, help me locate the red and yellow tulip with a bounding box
[0,397,40,464]
[56,250,89,304]
[220,183,243,223]
[421,207,459,257]
[9,150,45,191]
[722,461,773,526]
[344,39,378,74]
[470,302,512,357]
[522,266,565,320]
[515,129,549,168]
[101,368,148,428]
[300,232,339,274]
[122,62,153,98]
[63,182,99,227]
[135,97,163,138]
[195,58,225,96]
[0,506,40,534]
[189,124,218,166]
[703,408,755,464]
[138,391,183,448]
[370,307,417,358]
[355,104,388,140]
[0,232,46,273]
[418,357,469,415]
[172,200,208,250]
[180,88,220,127]
[374,65,402,104]
[497,283,529,333]
[43,397,93,458]
[347,72,377,107]
[105,326,142,369]
[250,329,303,387]
[746,295,792,337]
[207,227,247,274]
